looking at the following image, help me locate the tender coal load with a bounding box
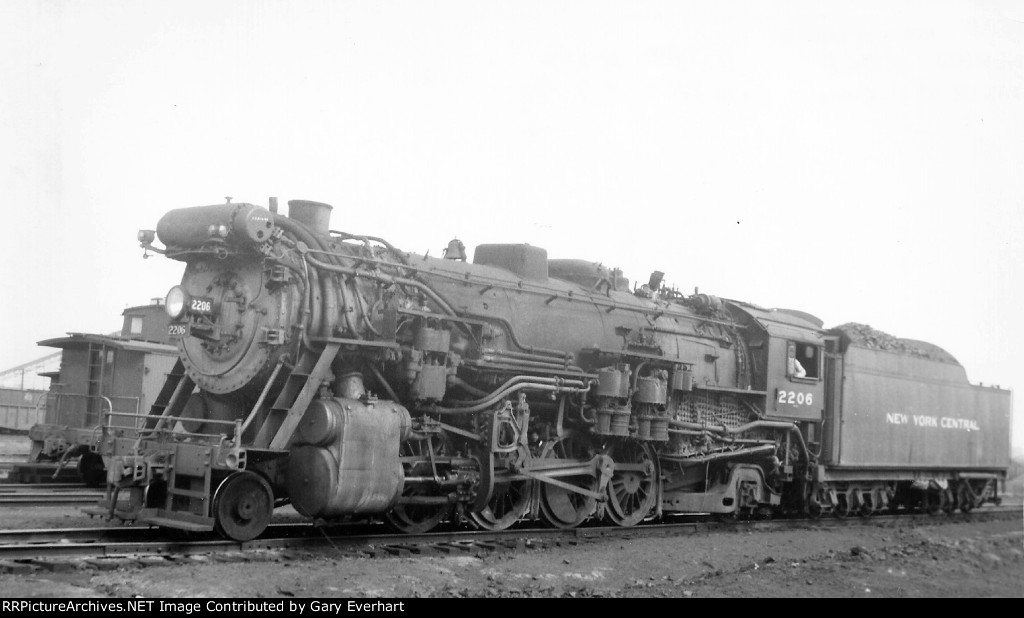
[831,323,960,364]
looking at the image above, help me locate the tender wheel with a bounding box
[805,483,830,519]
[834,491,850,518]
[957,480,979,513]
[77,452,106,487]
[538,432,599,529]
[604,440,658,527]
[922,491,941,515]
[941,488,956,515]
[714,510,740,523]
[856,489,874,518]
[385,435,453,534]
[807,501,823,519]
[213,471,274,542]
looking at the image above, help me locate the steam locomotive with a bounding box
[97,198,1011,541]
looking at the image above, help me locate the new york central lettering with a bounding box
[913,415,938,427]
[886,413,979,432]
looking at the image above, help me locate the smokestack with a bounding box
[287,200,333,235]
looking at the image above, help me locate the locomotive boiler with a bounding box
[99,198,1011,541]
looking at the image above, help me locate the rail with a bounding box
[0,504,1017,562]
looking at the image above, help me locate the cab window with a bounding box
[787,341,820,380]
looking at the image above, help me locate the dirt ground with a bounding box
[2,434,1022,599]
[0,505,1021,599]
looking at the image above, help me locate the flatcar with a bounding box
[97,199,1010,540]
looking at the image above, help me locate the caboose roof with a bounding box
[37,333,178,355]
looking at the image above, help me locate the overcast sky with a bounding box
[1,0,1022,453]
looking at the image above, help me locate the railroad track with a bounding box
[0,484,102,507]
[0,482,88,493]
[0,504,1018,570]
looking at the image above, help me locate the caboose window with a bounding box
[130,317,143,335]
[788,342,820,380]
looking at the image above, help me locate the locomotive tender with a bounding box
[99,198,1011,540]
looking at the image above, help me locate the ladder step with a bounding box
[167,488,209,499]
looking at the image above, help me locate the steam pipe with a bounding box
[659,444,777,464]
[445,375,586,407]
[330,231,410,267]
[333,271,359,336]
[424,381,590,414]
[274,215,338,339]
[668,419,812,462]
[306,259,323,339]
[304,254,459,318]
[448,375,490,398]
[480,348,575,364]
[367,364,401,402]
[473,356,584,373]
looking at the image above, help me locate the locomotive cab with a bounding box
[725,303,826,424]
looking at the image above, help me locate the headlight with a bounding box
[165,285,189,319]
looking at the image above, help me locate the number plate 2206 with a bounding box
[189,297,213,315]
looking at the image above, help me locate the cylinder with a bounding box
[286,398,411,518]
[288,200,333,236]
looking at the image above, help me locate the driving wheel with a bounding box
[604,440,658,527]
[385,434,453,534]
[538,432,599,529]
[468,445,533,531]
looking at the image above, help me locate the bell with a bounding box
[444,238,467,261]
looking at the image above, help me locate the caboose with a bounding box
[97,199,1010,539]
[15,302,178,485]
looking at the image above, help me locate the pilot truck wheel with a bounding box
[213,471,274,542]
